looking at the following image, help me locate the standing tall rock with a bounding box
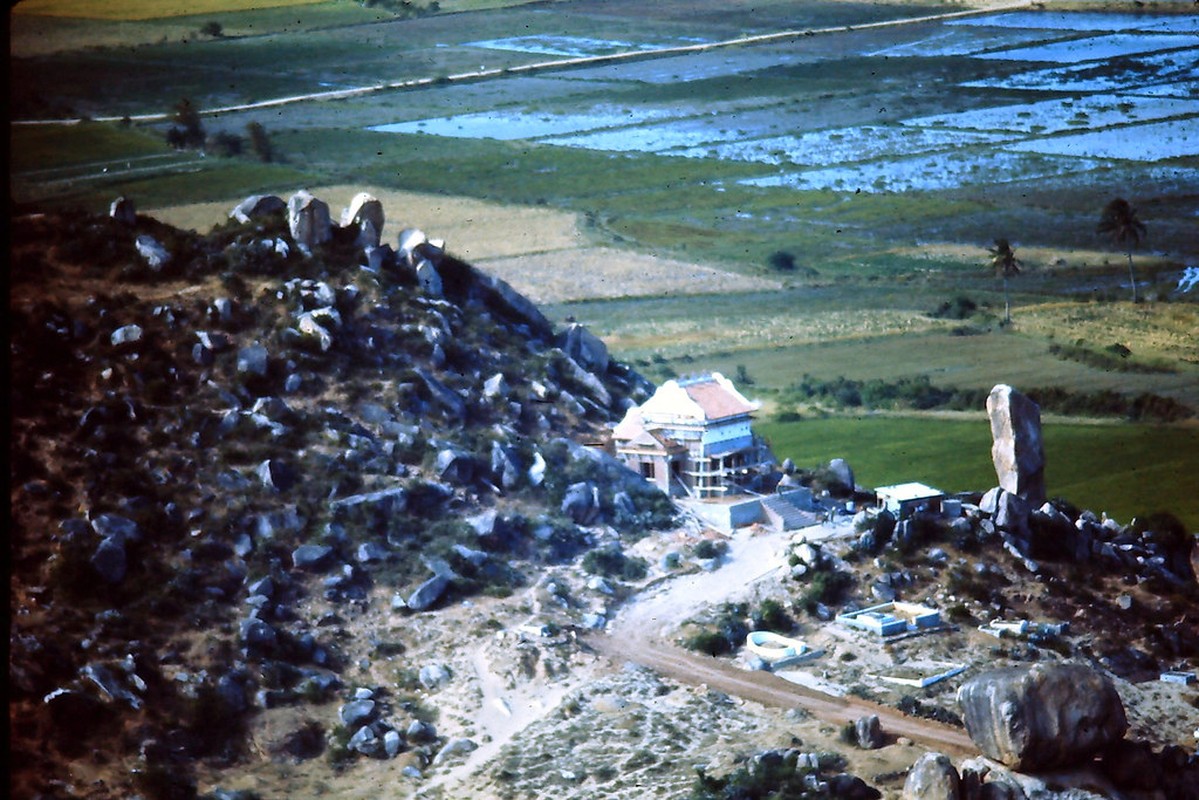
[987,384,1046,507]
[287,190,332,253]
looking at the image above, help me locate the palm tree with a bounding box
[1096,198,1147,303]
[988,238,1022,325]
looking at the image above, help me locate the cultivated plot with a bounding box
[948,11,1199,33]
[466,35,660,57]
[673,126,1016,167]
[742,151,1108,194]
[363,8,1199,198]
[974,32,1198,64]
[1006,117,1199,162]
[904,94,1199,135]
[961,49,1199,94]
[864,26,1070,58]
[369,106,678,140]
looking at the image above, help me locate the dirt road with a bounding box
[585,633,975,756]
[584,524,977,757]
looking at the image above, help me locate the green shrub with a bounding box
[581,546,647,581]
[930,295,978,320]
[751,598,793,632]
[768,250,797,272]
[799,570,854,613]
[691,539,729,560]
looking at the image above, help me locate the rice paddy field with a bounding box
[756,416,1199,531]
[10,0,1199,527]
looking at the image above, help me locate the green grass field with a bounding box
[757,416,1199,532]
[12,0,329,21]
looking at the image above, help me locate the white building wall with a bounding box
[701,419,752,449]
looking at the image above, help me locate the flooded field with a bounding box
[371,10,1198,196]
[742,151,1106,194]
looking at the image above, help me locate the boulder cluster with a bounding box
[979,385,1195,588]
[903,663,1198,800]
[9,191,672,798]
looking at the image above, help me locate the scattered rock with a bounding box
[237,344,269,377]
[432,737,476,765]
[291,544,334,571]
[416,259,443,298]
[854,714,884,749]
[110,324,143,346]
[338,699,376,728]
[418,663,451,690]
[561,481,600,525]
[557,323,610,374]
[407,573,450,612]
[135,235,171,270]
[902,752,960,800]
[257,459,297,492]
[91,537,127,584]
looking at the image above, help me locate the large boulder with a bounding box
[406,573,449,612]
[902,752,960,800]
[561,481,600,525]
[557,323,610,374]
[230,194,286,224]
[341,192,384,237]
[109,196,137,225]
[135,235,172,270]
[956,664,1127,771]
[287,190,332,252]
[987,385,1046,507]
[826,458,855,493]
[854,714,884,749]
[91,536,128,584]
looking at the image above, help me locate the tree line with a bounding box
[165,98,273,163]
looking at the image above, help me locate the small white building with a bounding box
[837,602,942,636]
[611,372,774,499]
[875,482,946,519]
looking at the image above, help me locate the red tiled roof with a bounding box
[683,379,755,420]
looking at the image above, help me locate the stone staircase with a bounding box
[760,493,821,532]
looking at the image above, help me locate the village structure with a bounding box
[611,372,775,500]
[608,371,964,534]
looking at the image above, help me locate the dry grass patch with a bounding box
[1016,301,1199,364]
[606,308,936,359]
[476,248,781,304]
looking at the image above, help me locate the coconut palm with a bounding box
[1096,198,1147,303]
[988,238,1022,324]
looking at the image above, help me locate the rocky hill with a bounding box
[8,194,674,799]
[9,194,1199,800]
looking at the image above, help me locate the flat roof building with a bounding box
[875,482,946,519]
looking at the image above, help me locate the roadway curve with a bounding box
[13,1,1031,127]
[585,633,976,756]
[581,523,976,757]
